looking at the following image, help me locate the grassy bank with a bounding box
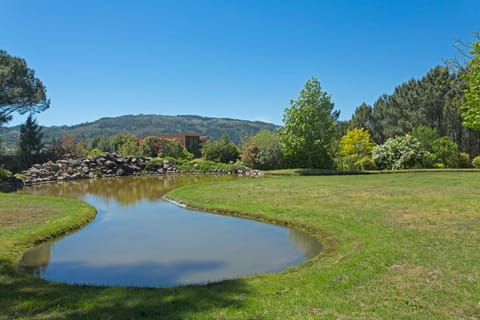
[1,173,479,319]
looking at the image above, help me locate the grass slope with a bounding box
[0,173,479,319]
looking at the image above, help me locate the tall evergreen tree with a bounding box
[17,114,44,168]
[349,102,373,131]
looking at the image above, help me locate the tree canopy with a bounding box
[279,77,339,169]
[0,50,49,125]
[462,40,480,130]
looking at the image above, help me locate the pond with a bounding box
[17,176,322,287]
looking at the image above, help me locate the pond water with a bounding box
[17,176,322,287]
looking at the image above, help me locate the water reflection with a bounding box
[22,175,230,206]
[18,176,323,287]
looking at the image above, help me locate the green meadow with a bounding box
[1,172,479,319]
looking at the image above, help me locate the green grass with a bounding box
[1,173,480,319]
[267,168,480,176]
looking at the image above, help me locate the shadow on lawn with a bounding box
[0,259,250,319]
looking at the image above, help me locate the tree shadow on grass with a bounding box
[0,258,251,319]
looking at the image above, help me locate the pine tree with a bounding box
[18,114,44,168]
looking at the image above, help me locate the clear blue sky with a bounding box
[2,0,479,127]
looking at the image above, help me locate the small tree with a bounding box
[202,134,239,163]
[52,133,86,159]
[279,77,339,168]
[17,114,44,168]
[241,130,284,170]
[336,128,375,171]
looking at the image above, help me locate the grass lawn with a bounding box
[1,173,480,319]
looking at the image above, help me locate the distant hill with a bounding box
[0,114,280,152]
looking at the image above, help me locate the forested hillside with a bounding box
[0,114,279,151]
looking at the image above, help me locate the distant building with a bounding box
[157,133,207,157]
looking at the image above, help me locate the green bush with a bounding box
[241,130,284,170]
[457,152,471,168]
[473,156,480,168]
[87,148,104,157]
[431,136,460,168]
[202,135,239,164]
[0,167,13,179]
[354,156,376,170]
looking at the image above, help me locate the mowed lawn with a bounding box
[1,173,479,319]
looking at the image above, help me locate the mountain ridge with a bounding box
[0,114,280,152]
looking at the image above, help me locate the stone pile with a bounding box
[21,153,263,186]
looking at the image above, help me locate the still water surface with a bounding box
[18,176,322,287]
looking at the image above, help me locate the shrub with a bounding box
[372,135,425,170]
[139,137,193,160]
[354,157,376,170]
[202,134,239,164]
[457,152,471,168]
[0,167,12,179]
[158,139,193,160]
[431,136,460,168]
[87,148,103,157]
[473,156,480,168]
[336,128,375,171]
[241,130,284,170]
[52,133,87,159]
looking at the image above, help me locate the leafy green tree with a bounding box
[0,50,49,125]
[139,136,193,159]
[118,135,139,156]
[139,136,163,157]
[111,133,137,153]
[89,135,115,153]
[241,130,284,170]
[336,128,375,171]
[17,114,44,168]
[158,138,193,160]
[201,134,239,163]
[411,125,439,153]
[279,77,339,168]
[372,135,426,170]
[462,40,480,130]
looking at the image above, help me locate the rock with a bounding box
[105,160,115,168]
[19,153,262,186]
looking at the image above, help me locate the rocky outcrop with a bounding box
[21,153,263,186]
